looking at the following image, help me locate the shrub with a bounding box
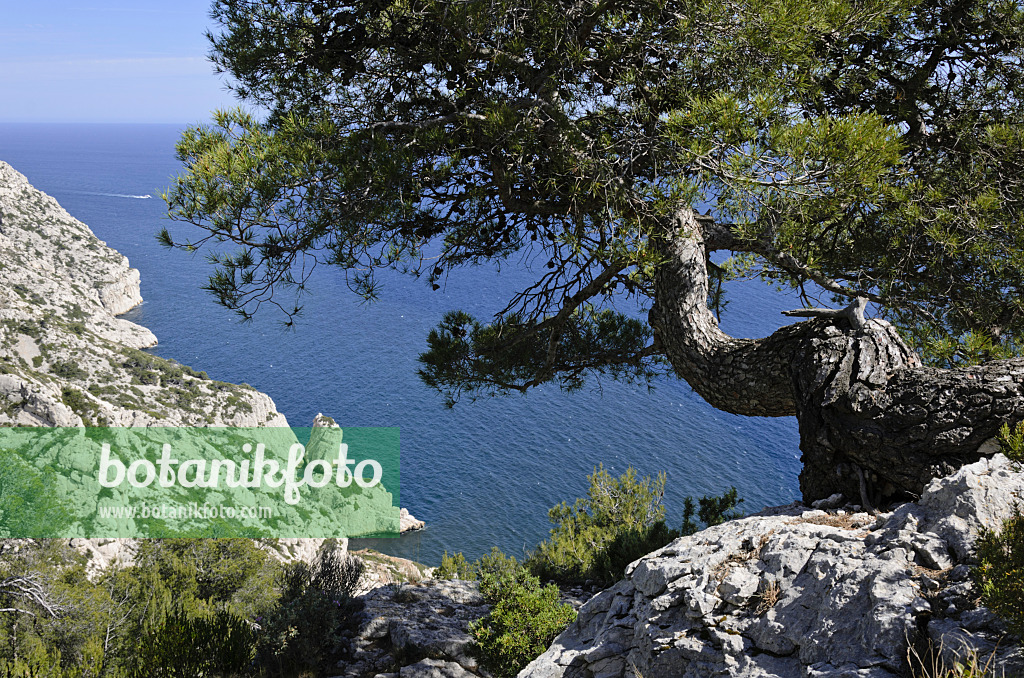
[256,542,363,676]
[435,551,476,580]
[60,387,93,423]
[998,420,1024,465]
[469,554,576,678]
[974,507,1024,637]
[680,486,744,536]
[0,638,110,678]
[133,539,280,620]
[527,466,676,587]
[130,606,256,678]
[50,361,88,381]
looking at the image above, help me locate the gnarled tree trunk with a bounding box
[650,209,1024,505]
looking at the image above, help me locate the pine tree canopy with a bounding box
[163,0,1024,405]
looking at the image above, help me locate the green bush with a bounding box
[975,422,1024,639]
[256,542,363,676]
[680,486,744,536]
[527,466,677,587]
[974,508,1024,637]
[469,554,576,678]
[0,638,110,678]
[60,387,93,423]
[435,551,476,580]
[998,421,1024,465]
[130,607,256,678]
[133,538,280,621]
[50,361,88,381]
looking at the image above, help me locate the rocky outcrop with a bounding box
[351,549,434,595]
[521,454,1024,678]
[314,413,425,534]
[338,579,489,678]
[400,508,426,533]
[0,160,287,427]
[70,536,345,578]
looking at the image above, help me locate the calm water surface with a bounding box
[0,123,803,564]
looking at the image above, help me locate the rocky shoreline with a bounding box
[0,160,285,427]
[0,160,423,567]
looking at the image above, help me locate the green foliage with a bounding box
[469,554,576,678]
[430,548,577,675]
[50,361,88,381]
[527,466,678,586]
[909,331,1021,369]
[0,542,114,677]
[0,638,110,678]
[434,551,476,581]
[133,539,280,621]
[998,421,1024,465]
[60,387,93,423]
[131,606,256,678]
[165,0,1024,395]
[433,469,745,678]
[0,539,365,677]
[438,472,745,591]
[973,508,1024,637]
[418,309,662,406]
[681,487,745,536]
[120,349,205,387]
[256,542,363,676]
[475,548,527,588]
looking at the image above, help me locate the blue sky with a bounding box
[0,1,240,123]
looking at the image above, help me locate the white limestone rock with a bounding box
[315,413,424,534]
[0,160,287,427]
[339,579,489,678]
[400,508,425,532]
[520,455,1024,678]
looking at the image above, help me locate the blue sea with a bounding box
[0,123,802,564]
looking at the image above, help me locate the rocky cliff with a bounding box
[0,160,286,427]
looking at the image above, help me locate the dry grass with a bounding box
[790,514,869,530]
[908,638,1006,678]
[712,532,775,582]
[755,579,781,615]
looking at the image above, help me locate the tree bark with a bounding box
[650,209,1024,505]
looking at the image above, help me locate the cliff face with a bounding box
[0,161,287,427]
[0,161,344,569]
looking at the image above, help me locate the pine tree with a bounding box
[163,0,1024,504]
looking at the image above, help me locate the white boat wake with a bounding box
[69,190,152,199]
